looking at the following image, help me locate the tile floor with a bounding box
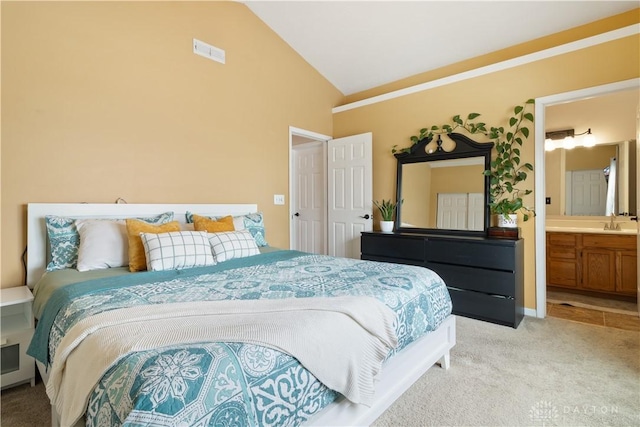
[547,290,637,313]
[546,302,640,332]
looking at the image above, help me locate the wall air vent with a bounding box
[193,38,225,64]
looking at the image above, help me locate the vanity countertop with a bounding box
[546,226,638,235]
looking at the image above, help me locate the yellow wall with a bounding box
[1,1,343,287]
[544,150,564,215]
[333,13,639,309]
[400,162,431,227]
[565,145,618,171]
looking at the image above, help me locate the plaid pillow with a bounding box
[208,230,260,263]
[140,231,215,271]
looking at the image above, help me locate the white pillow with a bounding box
[208,230,260,263]
[76,219,128,272]
[140,231,215,271]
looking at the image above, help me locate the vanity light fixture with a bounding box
[544,128,595,151]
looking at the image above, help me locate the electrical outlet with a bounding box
[546,197,551,205]
[274,194,285,205]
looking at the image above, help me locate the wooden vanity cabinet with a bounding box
[618,251,638,294]
[547,232,637,297]
[546,233,580,288]
[582,248,616,292]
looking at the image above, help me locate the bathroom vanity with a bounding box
[546,230,637,298]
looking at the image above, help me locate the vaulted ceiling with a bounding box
[245,1,639,95]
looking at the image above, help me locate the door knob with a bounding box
[360,214,370,219]
[294,212,300,217]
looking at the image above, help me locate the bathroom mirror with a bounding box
[394,133,493,235]
[547,142,637,216]
[545,88,638,217]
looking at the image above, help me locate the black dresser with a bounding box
[361,232,524,328]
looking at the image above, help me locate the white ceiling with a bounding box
[245,1,639,95]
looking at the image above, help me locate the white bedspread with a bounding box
[46,296,398,426]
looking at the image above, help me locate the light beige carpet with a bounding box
[2,316,638,427]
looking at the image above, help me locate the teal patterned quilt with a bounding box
[30,250,452,426]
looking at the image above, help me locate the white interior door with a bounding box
[437,193,468,230]
[327,133,373,258]
[292,142,326,254]
[436,193,483,230]
[566,169,607,215]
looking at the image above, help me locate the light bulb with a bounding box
[563,136,575,150]
[545,139,556,151]
[583,132,596,147]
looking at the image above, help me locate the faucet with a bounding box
[604,214,621,231]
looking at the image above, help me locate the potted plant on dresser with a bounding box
[483,100,536,229]
[374,199,400,232]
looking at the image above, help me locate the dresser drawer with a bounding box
[448,288,520,328]
[547,233,578,246]
[547,246,577,260]
[547,259,579,288]
[361,234,425,261]
[427,262,516,297]
[426,239,516,271]
[582,234,636,250]
[362,254,424,267]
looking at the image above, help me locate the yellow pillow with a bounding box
[193,214,235,233]
[126,219,181,272]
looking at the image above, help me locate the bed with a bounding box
[26,203,456,427]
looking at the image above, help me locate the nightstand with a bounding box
[1,286,35,389]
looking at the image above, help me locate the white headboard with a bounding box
[26,203,258,288]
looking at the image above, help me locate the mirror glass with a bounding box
[399,157,486,230]
[545,89,638,217]
[395,133,492,235]
[546,142,637,216]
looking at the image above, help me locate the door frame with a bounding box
[534,78,639,318]
[288,126,331,251]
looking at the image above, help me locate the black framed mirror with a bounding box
[394,133,494,236]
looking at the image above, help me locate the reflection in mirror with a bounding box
[544,88,638,218]
[400,158,485,230]
[545,141,637,216]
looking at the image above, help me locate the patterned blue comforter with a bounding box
[30,250,452,426]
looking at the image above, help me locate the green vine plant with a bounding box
[393,99,536,222]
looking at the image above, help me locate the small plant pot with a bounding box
[380,221,394,233]
[497,214,518,228]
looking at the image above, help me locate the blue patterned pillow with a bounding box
[45,212,174,271]
[239,213,268,247]
[185,211,268,247]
